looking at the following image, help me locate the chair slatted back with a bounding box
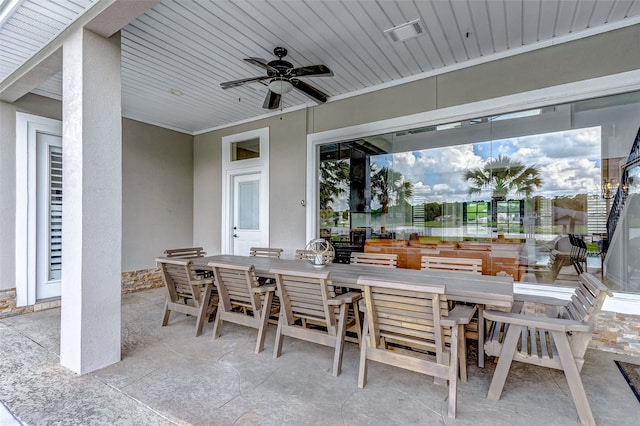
[272,268,361,376]
[561,273,611,324]
[421,256,482,274]
[360,278,450,351]
[356,276,460,420]
[158,258,203,305]
[163,247,205,259]
[350,252,398,268]
[295,249,334,263]
[210,262,261,313]
[156,257,217,337]
[250,247,283,258]
[273,269,336,328]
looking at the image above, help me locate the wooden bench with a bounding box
[484,273,612,426]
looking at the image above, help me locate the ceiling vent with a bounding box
[384,19,424,43]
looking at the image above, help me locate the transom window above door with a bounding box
[231,137,260,161]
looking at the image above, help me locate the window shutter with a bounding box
[49,146,62,280]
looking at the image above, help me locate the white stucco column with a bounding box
[60,28,122,374]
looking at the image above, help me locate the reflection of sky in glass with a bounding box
[371,126,601,206]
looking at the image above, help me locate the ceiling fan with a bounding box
[220,47,333,109]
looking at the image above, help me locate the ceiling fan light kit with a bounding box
[220,47,333,110]
[268,78,293,95]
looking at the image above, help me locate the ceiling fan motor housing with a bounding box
[266,59,294,77]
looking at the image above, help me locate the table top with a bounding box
[187,254,513,308]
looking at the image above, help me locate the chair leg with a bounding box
[332,304,349,376]
[162,299,171,326]
[552,331,596,426]
[194,284,212,337]
[273,315,285,359]
[358,315,370,388]
[487,324,522,400]
[448,322,459,421]
[255,292,273,354]
[477,305,485,368]
[211,307,223,340]
[458,324,467,382]
[352,301,362,347]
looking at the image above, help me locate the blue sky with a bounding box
[369,126,601,207]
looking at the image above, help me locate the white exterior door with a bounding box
[35,132,63,300]
[221,127,269,255]
[232,172,266,255]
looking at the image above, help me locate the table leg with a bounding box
[478,305,485,368]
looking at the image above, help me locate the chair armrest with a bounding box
[327,291,362,306]
[253,284,276,294]
[484,310,593,332]
[442,304,477,327]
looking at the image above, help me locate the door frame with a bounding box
[15,112,62,306]
[221,127,269,254]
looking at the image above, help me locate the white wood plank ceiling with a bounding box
[1,0,640,134]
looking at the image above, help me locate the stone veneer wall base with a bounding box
[1,267,163,319]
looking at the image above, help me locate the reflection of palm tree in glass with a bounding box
[371,166,413,231]
[319,160,349,210]
[463,155,542,226]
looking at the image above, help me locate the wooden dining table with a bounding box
[189,254,514,367]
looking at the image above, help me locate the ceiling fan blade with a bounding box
[220,75,270,89]
[288,64,333,78]
[262,90,281,109]
[244,57,278,73]
[291,80,329,103]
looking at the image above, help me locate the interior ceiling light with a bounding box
[384,18,424,43]
[268,78,293,95]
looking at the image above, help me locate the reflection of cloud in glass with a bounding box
[373,126,601,205]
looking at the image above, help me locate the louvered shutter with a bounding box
[48,146,62,280]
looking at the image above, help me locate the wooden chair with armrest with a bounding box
[295,248,334,264]
[249,247,284,258]
[346,252,400,344]
[483,273,612,426]
[164,246,206,258]
[421,255,482,380]
[156,257,218,337]
[271,269,361,376]
[355,276,475,421]
[208,261,277,354]
[421,255,482,274]
[163,246,211,278]
[350,252,398,268]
